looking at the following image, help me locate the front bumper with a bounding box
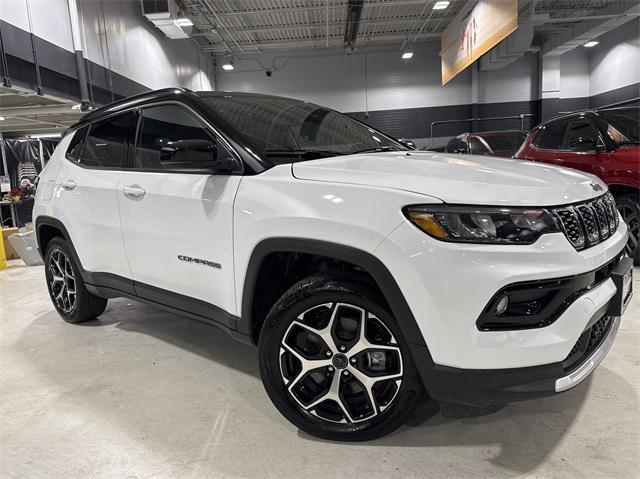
[375,217,631,407]
[376,220,629,369]
[410,312,623,407]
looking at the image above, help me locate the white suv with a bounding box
[34,88,633,441]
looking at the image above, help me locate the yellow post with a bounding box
[0,228,7,270]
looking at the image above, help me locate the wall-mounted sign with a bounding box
[441,0,518,85]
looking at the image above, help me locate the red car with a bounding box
[515,107,639,263]
[445,130,527,157]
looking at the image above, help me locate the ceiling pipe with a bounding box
[343,0,364,54]
[66,0,91,111]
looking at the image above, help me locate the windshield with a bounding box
[200,95,406,163]
[598,109,639,145]
[479,132,527,153]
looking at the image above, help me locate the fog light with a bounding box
[496,296,509,315]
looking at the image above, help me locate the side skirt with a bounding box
[83,272,252,345]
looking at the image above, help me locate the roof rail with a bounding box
[80,87,193,123]
[543,109,593,123]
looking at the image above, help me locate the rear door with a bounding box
[557,118,603,175]
[54,112,133,280]
[117,103,243,318]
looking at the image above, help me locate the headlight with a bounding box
[404,205,561,244]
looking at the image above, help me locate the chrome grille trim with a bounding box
[552,194,619,251]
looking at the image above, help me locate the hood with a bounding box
[292,151,607,206]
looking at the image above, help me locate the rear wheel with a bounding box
[44,237,107,323]
[616,195,640,265]
[259,274,424,441]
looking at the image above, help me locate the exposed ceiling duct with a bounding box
[141,0,192,39]
[480,20,535,71]
[541,0,640,55]
[343,0,364,54]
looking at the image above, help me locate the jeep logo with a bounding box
[591,183,603,192]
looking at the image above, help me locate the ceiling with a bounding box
[181,0,635,55]
[0,85,83,137]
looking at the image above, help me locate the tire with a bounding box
[258,273,424,441]
[616,194,640,265]
[44,237,107,323]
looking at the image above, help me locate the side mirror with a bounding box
[209,155,238,173]
[570,137,598,151]
[398,138,417,150]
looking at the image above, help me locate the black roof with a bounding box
[72,88,308,131]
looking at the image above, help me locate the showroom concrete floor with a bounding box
[1,261,638,479]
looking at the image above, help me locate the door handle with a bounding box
[122,185,146,198]
[61,180,76,190]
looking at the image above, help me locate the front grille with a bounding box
[553,193,620,251]
[563,315,612,372]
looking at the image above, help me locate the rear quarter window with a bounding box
[65,127,89,163]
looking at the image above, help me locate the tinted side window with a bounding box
[82,112,133,168]
[135,105,237,172]
[66,127,89,163]
[469,137,489,155]
[446,137,466,153]
[565,120,599,148]
[534,121,567,150]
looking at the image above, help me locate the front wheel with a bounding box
[258,274,424,441]
[616,194,640,265]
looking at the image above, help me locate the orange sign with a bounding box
[441,0,518,85]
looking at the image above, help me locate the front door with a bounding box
[558,118,602,176]
[117,104,243,319]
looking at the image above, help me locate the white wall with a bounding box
[0,0,74,51]
[217,42,472,112]
[477,53,539,104]
[217,42,544,114]
[589,18,640,96]
[559,47,590,99]
[0,0,213,91]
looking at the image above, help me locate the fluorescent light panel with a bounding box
[433,1,450,10]
[583,40,599,48]
[175,18,193,27]
[401,51,414,59]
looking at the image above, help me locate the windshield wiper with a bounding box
[263,149,342,159]
[351,146,402,154]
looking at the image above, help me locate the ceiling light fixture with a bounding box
[433,1,450,10]
[221,58,235,71]
[175,18,193,27]
[27,133,62,139]
[401,51,414,60]
[0,116,5,121]
[583,40,599,48]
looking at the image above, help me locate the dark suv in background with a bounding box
[445,131,527,157]
[515,107,639,263]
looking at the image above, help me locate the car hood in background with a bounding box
[292,151,607,206]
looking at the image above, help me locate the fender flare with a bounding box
[35,216,82,268]
[240,237,427,347]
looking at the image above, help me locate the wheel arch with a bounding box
[239,237,427,348]
[35,216,85,271]
[608,183,639,199]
